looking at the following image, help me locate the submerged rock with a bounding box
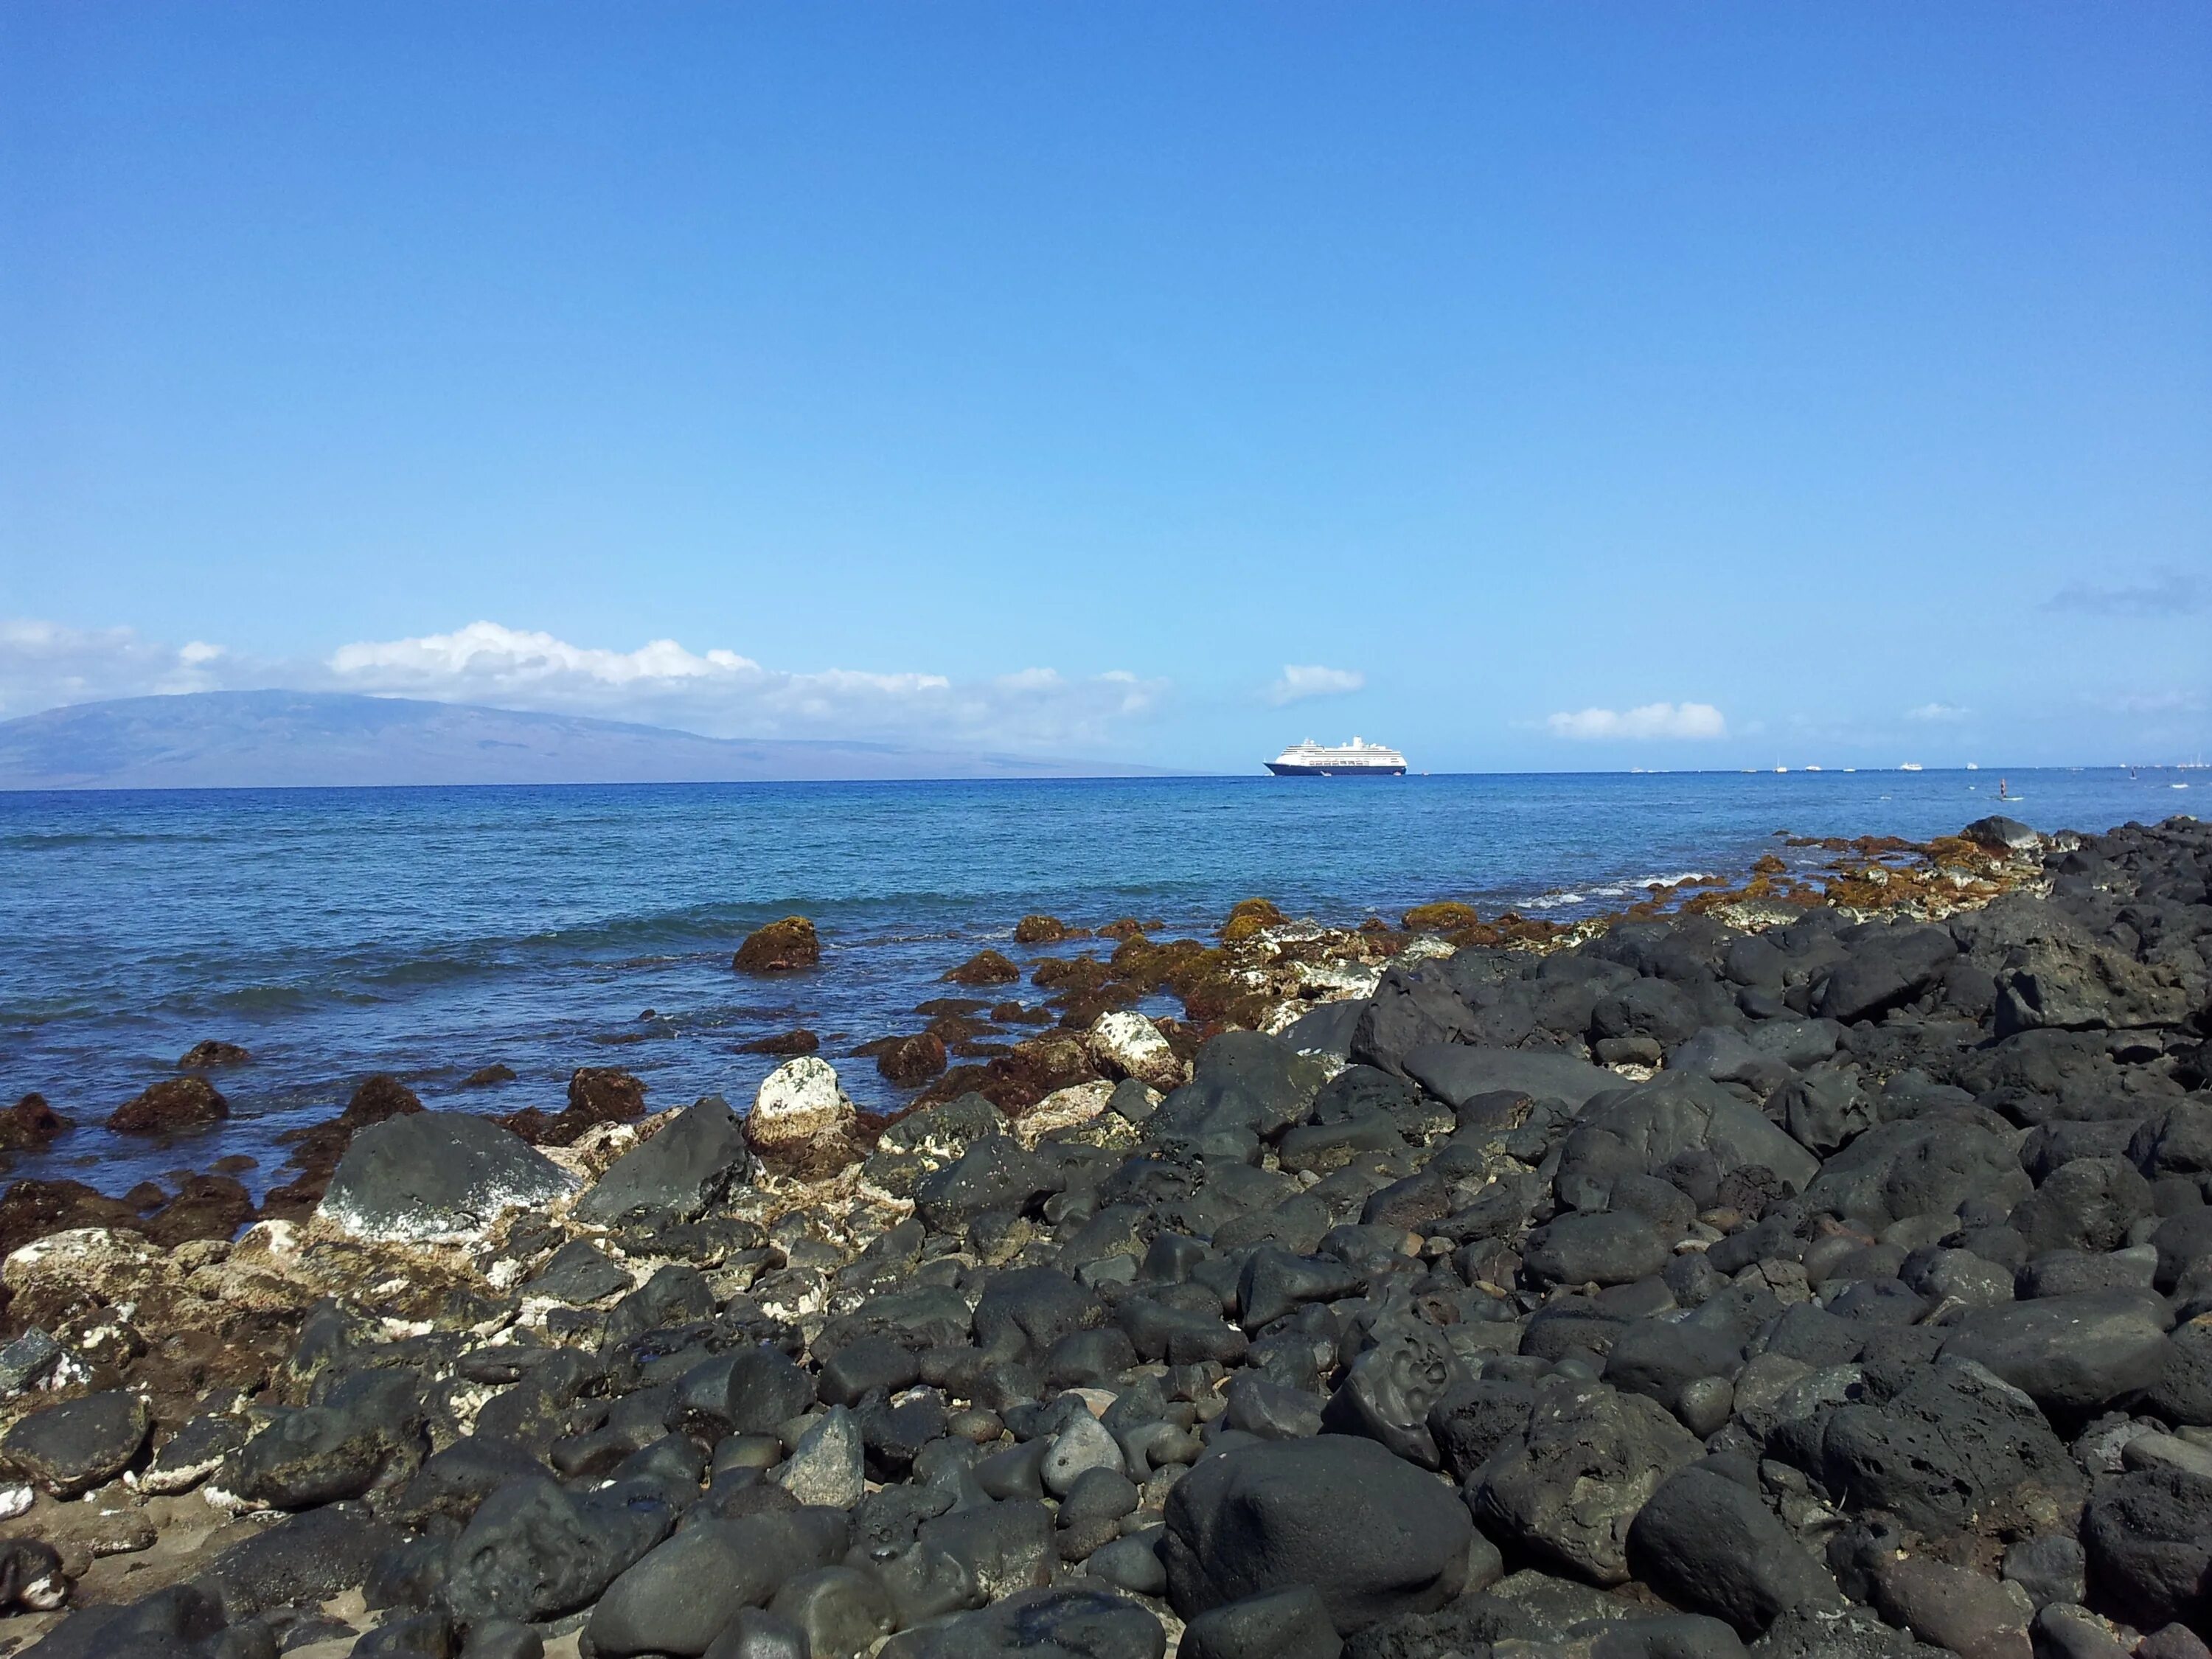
[105,1076,227,1135]
[178,1040,252,1069]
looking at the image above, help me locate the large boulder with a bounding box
[746,1058,860,1178]
[1401,1046,1619,1113]
[1627,1466,1842,1635]
[734,917,821,973]
[1799,1117,2032,1230]
[880,1585,1166,1659]
[105,1076,227,1135]
[1148,1033,1328,1148]
[1162,1434,1472,1632]
[1936,1290,2174,1419]
[444,1475,672,1624]
[1,1391,149,1496]
[1553,1072,1819,1208]
[1987,907,2199,1035]
[1818,1361,2086,1538]
[2081,1465,2212,1631]
[1087,1011,1184,1092]
[575,1096,749,1225]
[1814,924,1957,1023]
[587,1513,844,1655]
[1350,964,1490,1076]
[318,1111,574,1243]
[1470,1377,1702,1586]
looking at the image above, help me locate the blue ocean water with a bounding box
[0,768,2195,1197]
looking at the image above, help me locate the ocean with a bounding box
[0,768,2194,1198]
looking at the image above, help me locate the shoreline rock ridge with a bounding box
[0,813,2202,1658]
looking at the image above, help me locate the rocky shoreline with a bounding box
[0,813,2205,1658]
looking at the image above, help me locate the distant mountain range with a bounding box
[0,691,1164,789]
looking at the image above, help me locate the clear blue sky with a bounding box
[3,4,2207,771]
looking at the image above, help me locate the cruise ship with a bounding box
[1265,737,1408,776]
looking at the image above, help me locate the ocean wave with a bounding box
[1518,891,1589,911]
[1514,870,1720,911]
[0,830,229,851]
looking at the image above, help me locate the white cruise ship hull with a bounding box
[1265,759,1406,776]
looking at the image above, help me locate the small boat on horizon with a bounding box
[1265,737,1408,776]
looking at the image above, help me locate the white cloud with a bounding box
[1266,664,1365,706]
[1905,702,1970,723]
[2093,689,2206,716]
[2044,568,2208,618]
[1545,701,1728,741]
[0,616,1166,754]
[0,619,234,714]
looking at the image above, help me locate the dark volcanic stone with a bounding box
[205,1502,394,1620]
[443,1474,672,1624]
[945,950,1020,987]
[1936,1290,2174,1419]
[1470,1377,1701,1586]
[917,1498,1057,1602]
[2008,1158,2154,1256]
[1319,1324,1458,1467]
[877,1033,950,1087]
[1554,1073,1820,1208]
[106,1074,227,1134]
[500,1065,647,1147]
[1818,1361,2085,1538]
[1627,1466,1842,1635]
[233,1369,425,1509]
[319,1110,573,1242]
[2,1389,148,1496]
[526,1239,634,1305]
[178,1039,253,1068]
[877,1584,1166,1659]
[1162,1434,1472,1632]
[574,1096,748,1226]
[12,1582,231,1659]
[586,1514,843,1656]
[2081,1465,2212,1632]
[1180,1584,1342,1659]
[1402,1045,1618,1112]
[1815,925,1956,1024]
[1523,1211,1669,1288]
[0,1093,68,1154]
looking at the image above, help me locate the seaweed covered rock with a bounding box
[105,1075,227,1135]
[734,916,822,974]
[945,950,1021,987]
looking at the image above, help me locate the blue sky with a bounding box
[2,4,2207,771]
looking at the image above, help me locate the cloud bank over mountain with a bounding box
[0,619,1168,756]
